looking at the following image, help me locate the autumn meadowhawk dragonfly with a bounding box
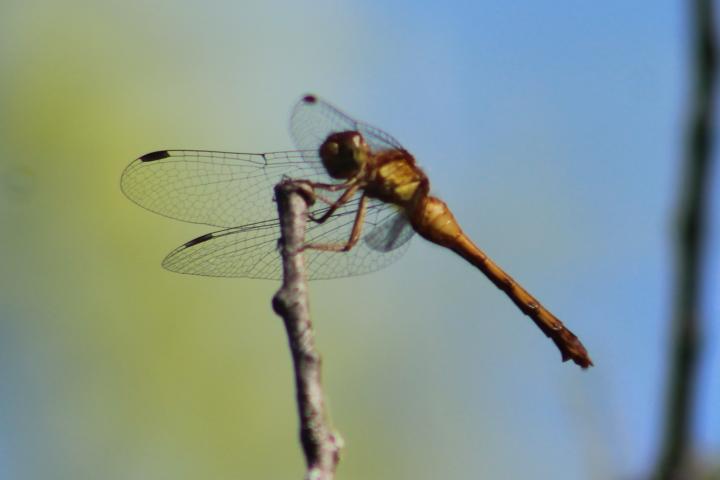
[121,95,592,369]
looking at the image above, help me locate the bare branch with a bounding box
[653,1,717,478]
[272,180,343,480]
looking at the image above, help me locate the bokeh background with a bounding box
[1,0,718,479]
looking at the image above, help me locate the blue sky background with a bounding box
[0,0,717,478]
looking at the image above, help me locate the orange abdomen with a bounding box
[410,195,593,368]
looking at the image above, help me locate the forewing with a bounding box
[120,149,328,228]
[290,95,404,154]
[162,196,413,280]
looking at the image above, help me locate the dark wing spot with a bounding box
[183,232,214,248]
[302,94,317,104]
[139,150,171,162]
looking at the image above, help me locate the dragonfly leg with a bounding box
[309,183,360,224]
[312,191,340,207]
[303,193,368,253]
[308,181,349,192]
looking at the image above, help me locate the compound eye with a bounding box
[325,141,339,156]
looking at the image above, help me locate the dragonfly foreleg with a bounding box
[307,181,349,192]
[303,193,368,253]
[308,183,360,224]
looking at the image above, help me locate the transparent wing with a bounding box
[364,210,415,252]
[121,97,405,229]
[290,95,404,154]
[162,196,413,280]
[120,149,329,228]
[124,95,416,279]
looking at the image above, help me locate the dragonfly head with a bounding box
[319,131,369,179]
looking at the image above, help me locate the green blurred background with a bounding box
[1,0,718,479]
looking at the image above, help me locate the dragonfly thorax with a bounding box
[319,131,369,179]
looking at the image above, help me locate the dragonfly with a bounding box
[121,94,593,369]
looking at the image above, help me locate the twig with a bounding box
[272,180,343,480]
[653,1,717,479]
